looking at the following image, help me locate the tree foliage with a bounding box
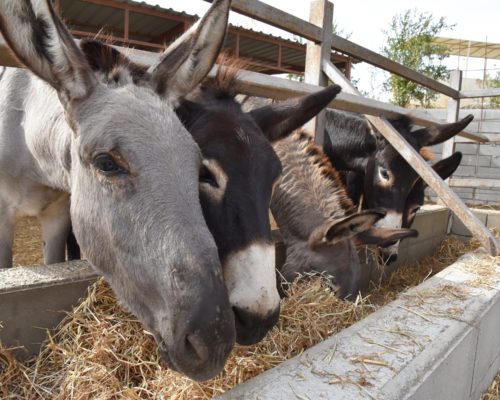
[486,72,500,108]
[381,9,454,107]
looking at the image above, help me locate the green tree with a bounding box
[381,9,454,107]
[486,72,500,108]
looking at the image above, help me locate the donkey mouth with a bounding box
[155,335,232,381]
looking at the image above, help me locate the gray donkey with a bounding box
[271,130,418,299]
[0,0,235,381]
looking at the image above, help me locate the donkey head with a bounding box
[362,115,472,263]
[296,209,417,299]
[176,78,343,344]
[0,0,234,381]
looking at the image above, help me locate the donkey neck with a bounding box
[271,131,353,242]
[22,70,73,191]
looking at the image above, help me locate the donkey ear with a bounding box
[80,39,149,84]
[354,227,418,246]
[413,115,474,147]
[413,151,463,191]
[0,0,96,103]
[249,85,342,142]
[308,209,385,249]
[80,40,124,72]
[148,0,231,104]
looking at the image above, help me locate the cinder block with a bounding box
[477,167,500,178]
[408,327,478,400]
[474,193,500,202]
[454,165,477,177]
[451,211,488,237]
[490,156,500,168]
[461,155,491,167]
[471,356,500,400]
[470,291,500,398]
[478,144,500,157]
[486,213,500,230]
[456,143,479,155]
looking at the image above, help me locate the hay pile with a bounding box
[0,237,486,399]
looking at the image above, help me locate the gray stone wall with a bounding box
[424,109,500,205]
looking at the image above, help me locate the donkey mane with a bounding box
[294,130,355,214]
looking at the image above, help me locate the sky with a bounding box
[145,0,500,99]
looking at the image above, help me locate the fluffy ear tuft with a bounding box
[249,84,342,143]
[148,0,231,104]
[0,0,96,103]
[80,39,149,85]
[413,115,474,147]
[308,209,385,249]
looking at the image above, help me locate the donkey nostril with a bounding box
[185,334,209,364]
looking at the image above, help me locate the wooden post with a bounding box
[442,70,462,161]
[304,0,333,145]
[322,59,498,256]
[124,9,130,42]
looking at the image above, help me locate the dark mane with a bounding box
[296,130,355,214]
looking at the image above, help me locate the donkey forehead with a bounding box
[193,110,281,171]
[76,85,201,157]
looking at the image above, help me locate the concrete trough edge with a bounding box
[217,249,500,400]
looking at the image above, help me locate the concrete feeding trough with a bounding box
[0,205,498,399]
[217,250,500,400]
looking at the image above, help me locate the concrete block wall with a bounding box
[423,109,500,206]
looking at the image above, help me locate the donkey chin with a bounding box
[155,333,234,381]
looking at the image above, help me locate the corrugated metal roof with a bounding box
[60,0,354,75]
[433,37,500,60]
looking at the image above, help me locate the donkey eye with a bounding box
[379,167,390,181]
[93,153,124,175]
[200,165,219,188]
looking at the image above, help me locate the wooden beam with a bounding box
[442,70,462,163]
[450,178,500,189]
[460,88,500,98]
[80,0,192,24]
[304,0,333,144]
[330,35,460,99]
[322,59,498,256]
[204,0,459,98]
[123,8,129,41]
